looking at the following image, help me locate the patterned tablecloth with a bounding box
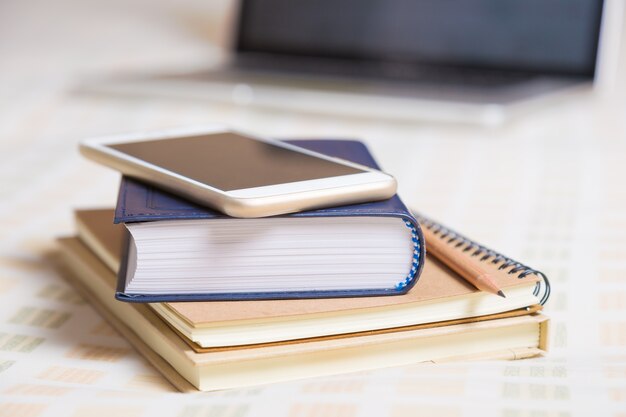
[2,1,626,416]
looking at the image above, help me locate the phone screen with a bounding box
[108,133,365,191]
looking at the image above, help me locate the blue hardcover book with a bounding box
[114,139,425,302]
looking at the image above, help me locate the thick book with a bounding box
[114,140,426,302]
[57,236,550,392]
[77,208,549,347]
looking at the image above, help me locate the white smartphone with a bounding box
[80,126,397,218]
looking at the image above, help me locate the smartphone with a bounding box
[80,126,397,218]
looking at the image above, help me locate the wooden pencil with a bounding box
[420,225,505,298]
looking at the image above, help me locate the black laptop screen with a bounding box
[236,0,603,77]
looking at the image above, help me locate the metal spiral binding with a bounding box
[414,213,551,305]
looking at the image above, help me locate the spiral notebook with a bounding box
[74,208,550,347]
[414,213,551,305]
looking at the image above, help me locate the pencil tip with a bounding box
[497,290,506,298]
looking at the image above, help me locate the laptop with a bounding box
[92,0,606,125]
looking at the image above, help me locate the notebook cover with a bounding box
[113,140,426,302]
[76,209,541,325]
[179,305,543,354]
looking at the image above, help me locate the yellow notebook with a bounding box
[75,209,547,347]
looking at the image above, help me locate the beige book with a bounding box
[76,209,544,347]
[57,236,549,392]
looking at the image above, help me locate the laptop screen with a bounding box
[236,0,603,78]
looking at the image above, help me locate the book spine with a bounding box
[395,219,422,291]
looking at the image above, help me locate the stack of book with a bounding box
[58,139,550,392]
